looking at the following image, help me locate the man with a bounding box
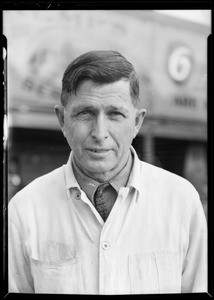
[9,50,207,294]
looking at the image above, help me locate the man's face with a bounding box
[56,80,146,181]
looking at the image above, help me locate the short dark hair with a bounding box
[61,50,140,107]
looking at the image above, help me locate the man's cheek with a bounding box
[120,127,135,142]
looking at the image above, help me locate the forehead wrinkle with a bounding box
[71,92,130,108]
[78,90,127,102]
[70,93,111,108]
[76,80,130,100]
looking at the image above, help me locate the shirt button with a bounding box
[101,241,110,250]
[75,192,81,200]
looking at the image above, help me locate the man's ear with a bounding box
[55,105,65,136]
[134,109,146,138]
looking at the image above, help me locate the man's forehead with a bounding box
[75,79,130,95]
[65,80,133,110]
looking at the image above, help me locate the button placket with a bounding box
[99,239,112,294]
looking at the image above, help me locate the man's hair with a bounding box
[61,50,140,107]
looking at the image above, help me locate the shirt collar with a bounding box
[72,157,100,202]
[64,152,80,190]
[109,151,132,192]
[64,145,143,195]
[126,146,144,194]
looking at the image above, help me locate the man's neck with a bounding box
[73,151,132,184]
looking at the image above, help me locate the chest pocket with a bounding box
[30,257,79,294]
[128,251,181,294]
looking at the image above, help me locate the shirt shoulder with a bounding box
[9,165,66,216]
[138,160,202,212]
[139,160,191,184]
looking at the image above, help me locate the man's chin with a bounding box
[84,164,116,181]
[86,166,112,176]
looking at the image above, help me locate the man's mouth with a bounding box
[88,149,110,153]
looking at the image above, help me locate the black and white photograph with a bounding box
[3,8,211,295]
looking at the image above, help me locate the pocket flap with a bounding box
[30,256,78,268]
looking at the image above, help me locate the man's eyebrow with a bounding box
[71,104,97,113]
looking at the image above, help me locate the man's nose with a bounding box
[91,114,109,142]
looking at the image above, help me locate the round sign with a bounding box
[168,46,193,82]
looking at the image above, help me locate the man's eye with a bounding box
[108,111,125,118]
[77,110,93,117]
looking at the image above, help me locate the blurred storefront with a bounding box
[4,10,209,217]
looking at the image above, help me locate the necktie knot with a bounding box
[95,182,110,197]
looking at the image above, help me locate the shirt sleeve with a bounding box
[8,201,34,293]
[181,194,207,293]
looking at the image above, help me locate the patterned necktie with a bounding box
[94,182,110,221]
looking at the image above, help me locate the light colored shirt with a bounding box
[8,146,207,294]
[72,151,133,219]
